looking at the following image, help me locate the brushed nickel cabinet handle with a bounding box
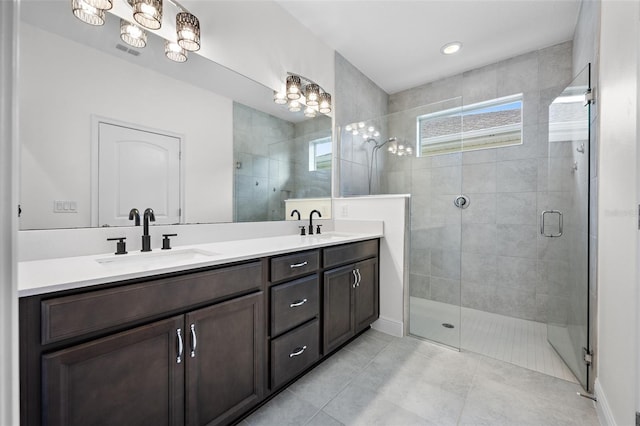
[289,298,308,308]
[290,261,308,269]
[289,346,307,358]
[356,268,362,287]
[176,328,183,364]
[190,324,197,358]
[352,269,358,288]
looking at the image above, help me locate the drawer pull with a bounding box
[290,261,309,269]
[289,298,308,308]
[352,269,358,288]
[176,328,183,364]
[289,346,307,358]
[190,323,197,358]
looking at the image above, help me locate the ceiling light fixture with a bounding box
[274,73,332,117]
[441,41,462,55]
[71,0,200,64]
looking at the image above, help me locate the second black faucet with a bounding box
[308,209,322,235]
[141,208,156,252]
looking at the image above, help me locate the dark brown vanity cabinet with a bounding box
[21,261,264,426]
[268,250,321,390]
[323,240,379,354]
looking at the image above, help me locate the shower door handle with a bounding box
[540,210,563,237]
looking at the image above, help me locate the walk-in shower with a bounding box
[338,62,591,389]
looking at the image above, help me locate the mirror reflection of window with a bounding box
[308,137,332,171]
[417,93,523,156]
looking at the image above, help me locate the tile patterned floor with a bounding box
[242,329,599,426]
[409,298,578,383]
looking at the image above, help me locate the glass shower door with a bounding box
[407,97,464,349]
[543,64,590,388]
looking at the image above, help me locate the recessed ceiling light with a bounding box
[441,41,462,55]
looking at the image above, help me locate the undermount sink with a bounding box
[96,248,220,267]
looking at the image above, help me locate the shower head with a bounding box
[372,137,397,150]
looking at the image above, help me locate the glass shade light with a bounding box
[288,100,301,112]
[304,84,320,106]
[273,91,287,105]
[176,12,200,51]
[165,40,187,62]
[304,107,317,118]
[318,92,332,114]
[286,75,302,100]
[83,0,112,10]
[133,0,162,30]
[120,19,147,48]
[72,0,106,26]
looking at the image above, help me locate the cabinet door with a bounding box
[354,257,379,333]
[185,292,264,426]
[323,264,356,353]
[42,315,184,426]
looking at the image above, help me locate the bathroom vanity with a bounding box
[19,233,380,426]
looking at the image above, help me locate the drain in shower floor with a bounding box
[442,323,455,329]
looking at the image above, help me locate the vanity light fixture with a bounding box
[388,139,413,156]
[120,19,147,48]
[274,73,332,117]
[441,41,462,55]
[165,40,188,62]
[84,0,113,11]
[132,0,163,30]
[176,11,200,51]
[71,0,200,64]
[72,0,106,26]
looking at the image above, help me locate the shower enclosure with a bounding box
[338,64,591,389]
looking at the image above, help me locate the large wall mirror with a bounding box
[18,0,332,230]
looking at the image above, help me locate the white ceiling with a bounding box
[277,0,582,94]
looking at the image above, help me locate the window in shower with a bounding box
[417,93,523,156]
[308,137,332,171]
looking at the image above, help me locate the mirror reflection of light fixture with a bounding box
[120,19,147,48]
[387,139,413,156]
[275,73,332,117]
[132,0,163,30]
[71,0,200,64]
[72,0,106,26]
[165,40,188,62]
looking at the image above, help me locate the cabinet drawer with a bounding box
[270,250,319,282]
[270,319,320,389]
[41,261,263,345]
[323,239,378,268]
[271,275,319,337]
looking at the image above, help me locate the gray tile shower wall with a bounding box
[386,41,574,322]
[334,53,389,196]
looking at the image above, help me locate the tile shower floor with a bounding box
[409,297,578,383]
[242,329,598,426]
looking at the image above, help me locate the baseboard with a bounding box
[371,316,403,337]
[595,378,616,426]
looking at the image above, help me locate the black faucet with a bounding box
[141,208,156,252]
[290,209,301,220]
[129,208,140,226]
[308,209,322,235]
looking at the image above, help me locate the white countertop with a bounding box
[18,231,383,297]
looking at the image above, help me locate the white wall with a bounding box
[19,23,233,229]
[333,195,410,337]
[0,0,19,423]
[595,1,639,424]
[187,1,335,98]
